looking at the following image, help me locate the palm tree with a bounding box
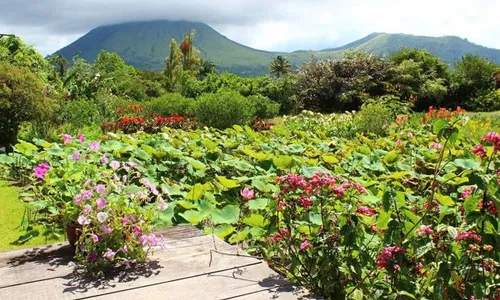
[199,58,217,78]
[269,55,291,78]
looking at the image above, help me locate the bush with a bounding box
[0,62,57,149]
[144,93,195,117]
[468,89,500,112]
[247,95,280,119]
[193,90,256,129]
[61,99,101,128]
[354,96,409,135]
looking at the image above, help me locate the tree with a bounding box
[179,30,201,72]
[269,56,291,78]
[164,39,184,92]
[450,53,499,109]
[390,48,450,110]
[94,51,127,75]
[0,62,57,149]
[48,54,69,78]
[199,58,217,79]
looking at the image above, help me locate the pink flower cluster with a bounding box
[416,225,434,235]
[355,206,376,216]
[478,200,498,215]
[139,232,167,249]
[472,145,487,158]
[430,143,443,150]
[276,173,366,210]
[240,188,255,201]
[300,237,312,251]
[454,230,482,242]
[461,186,475,200]
[34,163,50,179]
[376,246,405,270]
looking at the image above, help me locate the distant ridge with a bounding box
[55,20,500,76]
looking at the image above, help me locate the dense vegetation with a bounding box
[1,33,500,298]
[54,20,500,76]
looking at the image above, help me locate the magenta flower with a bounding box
[83,179,91,188]
[482,132,500,145]
[119,245,129,253]
[461,186,475,200]
[73,195,83,206]
[87,252,98,262]
[355,206,377,216]
[77,215,91,225]
[416,225,434,235]
[97,212,108,223]
[139,235,149,246]
[83,204,92,214]
[78,133,85,143]
[376,246,405,269]
[240,188,255,201]
[455,230,482,242]
[61,134,72,144]
[34,163,50,180]
[472,145,487,158]
[298,196,313,209]
[96,197,107,210]
[72,151,81,161]
[89,141,100,152]
[103,248,116,260]
[110,160,120,170]
[121,216,129,226]
[299,238,312,251]
[102,224,113,234]
[101,154,109,165]
[393,264,401,272]
[133,226,143,234]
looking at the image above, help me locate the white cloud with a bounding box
[0,0,498,55]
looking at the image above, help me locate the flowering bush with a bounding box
[102,114,197,134]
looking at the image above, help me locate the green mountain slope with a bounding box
[322,33,500,64]
[55,21,500,76]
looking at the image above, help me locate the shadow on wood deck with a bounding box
[0,226,316,299]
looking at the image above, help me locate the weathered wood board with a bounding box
[0,226,313,299]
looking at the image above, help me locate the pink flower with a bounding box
[455,230,482,242]
[91,234,101,242]
[240,188,255,200]
[415,262,424,276]
[83,204,92,214]
[103,248,115,260]
[122,216,129,226]
[102,224,113,234]
[416,225,434,235]
[298,196,313,209]
[278,228,290,236]
[407,132,414,138]
[396,140,403,147]
[110,160,120,170]
[376,246,405,270]
[472,144,487,158]
[73,195,83,206]
[276,201,285,211]
[87,252,98,262]
[89,141,100,152]
[430,143,443,150]
[482,132,500,145]
[77,215,91,225]
[72,151,81,161]
[83,179,91,188]
[61,134,72,144]
[270,233,283,242]
[355,206,376,216]
[299,238,312,251]
[119,245,129,253]
[78,133,85,143]
[133,226,143,234]
[158,199,168,211]
[393,264,401,272]
[96,197,107,210]
[139,235,149,246]
[97,212,108,223]
[101,154,109,165]
[94,184,106,194]
[34,163,50,179]
[81,189,93,200]
[461,186,475,200]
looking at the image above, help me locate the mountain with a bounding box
[55,20,500,76]
[321,32,500,64]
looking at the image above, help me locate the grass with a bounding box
[0,181,62,251]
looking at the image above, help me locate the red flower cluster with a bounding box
[454,230,482,242]
[355,206,377,216]
[482,132,500,152]
[121,117,145,125]
[376,246,405,270]
[420,106,466,124]
[152,114,196,129]
[252,117,274,131]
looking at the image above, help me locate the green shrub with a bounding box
[247,95,280,119]
[61,98,101,128]
[0,62,58,149]
[193,90,256,129]
[144,93,195,116]
[354,96,409,135]
[468,89,500,112]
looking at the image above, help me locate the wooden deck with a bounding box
[0,226,312,299]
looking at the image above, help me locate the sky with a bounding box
[0,0,498,55]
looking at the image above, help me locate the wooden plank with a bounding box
[0,226,310,299]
